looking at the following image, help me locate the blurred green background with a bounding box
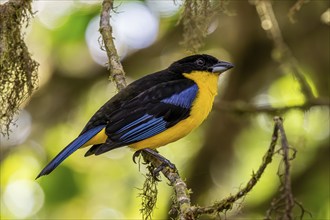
[0,0,329,219]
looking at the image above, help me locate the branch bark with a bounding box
[266,118,302,220]
[99,0,126,91]
[279,118,295,220]
[141,151,194,220]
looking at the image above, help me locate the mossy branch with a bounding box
[99,0,126,91]
[178,0,215,54]
[266,118,310,220]
[140,151,193,220]
[138,117,298,219]
[186,116,281,217]
[0,0,39,136]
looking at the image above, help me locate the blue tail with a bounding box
[36,125,105,179]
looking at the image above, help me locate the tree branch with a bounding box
[288,0,309,23]
[188,116,281,217]
[141,117,287,219]
[251,0,315,100]
[99,0,126,91]
[214,97,330,114]
[266,117,309,219]
[214,1,329,116]
[275,117,295,219]
[141,151,194,220]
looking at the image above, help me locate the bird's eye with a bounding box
[196,59,205,66]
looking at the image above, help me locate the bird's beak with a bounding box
[209,61,234,74]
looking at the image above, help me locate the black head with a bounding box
[168,54,233,75]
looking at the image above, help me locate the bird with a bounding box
[36,54,233,179]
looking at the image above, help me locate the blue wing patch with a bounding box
[115,115,167,143]
[116,114,150,133]
[161,84,198,108]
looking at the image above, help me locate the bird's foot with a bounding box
[133,148,176,181]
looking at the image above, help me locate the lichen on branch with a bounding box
[99,0,127,91]
[178,0,216,54]
[0,0,39,136]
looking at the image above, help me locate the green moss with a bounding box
[0,0,39,136]
[178,0,216,54]
[139,169,159,220]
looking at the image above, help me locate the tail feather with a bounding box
[36,125,105,179]
[84,144,101,157]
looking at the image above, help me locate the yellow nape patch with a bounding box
[82,128,107,148]
[130,71,219,150]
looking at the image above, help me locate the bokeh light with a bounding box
[85,1,159,65]
[2,180,44,219]
[33,1,74,30]
[0,110,32,147]
[146,0,182,17]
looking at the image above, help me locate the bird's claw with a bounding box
[133,150,149,165]
[133,148,177,181]
[151,161,176,181]
[132,151,141,164]
[151,156,176,181]
[152,166,162,181]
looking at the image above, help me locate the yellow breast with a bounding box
[130,71,219,150]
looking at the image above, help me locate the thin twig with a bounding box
[214,97,330,114]
[252,0,315,100]
[99,0,126,91]
[265,118,306,220]
[190,116,281,217]
[278,118,295,219]
[288,0,309,23]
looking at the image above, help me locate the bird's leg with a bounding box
[133,148,177,180]
[144,148,176,169]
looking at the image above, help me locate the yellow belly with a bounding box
[129,71,219,150]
